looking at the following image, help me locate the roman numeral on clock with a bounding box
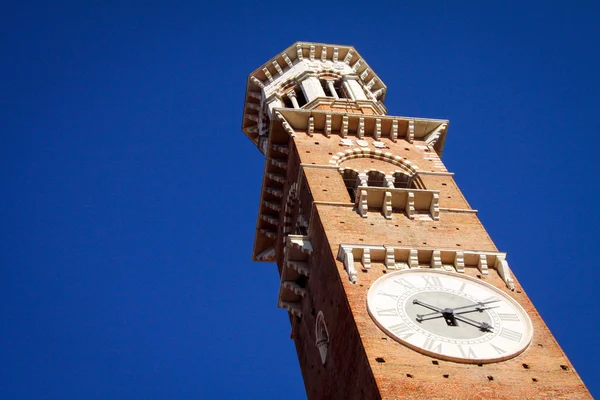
[422,275,443,287]
[490,343,506,355]
[377,290,399,301]
[376,308,398,317]
[388,323,415,340]
[499,327,522,342]
[393,278,415,291]
[423,337,443,353]
[458,345,477,359]
[497,313,520,322]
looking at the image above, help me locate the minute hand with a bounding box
[416,299,500,319]
[452,299,500,312]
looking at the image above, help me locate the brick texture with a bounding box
[277,131,592,399]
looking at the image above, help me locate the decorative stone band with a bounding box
[330,147,418,176]
[277,235,313,318]
[337,244,515,290]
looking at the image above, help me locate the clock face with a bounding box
[367,269,533,363]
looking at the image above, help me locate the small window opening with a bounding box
[367,171,386,188]
[282,96,293,108]
[334,81,347,99]
[393,172,414,189]
[320,79,329,96]
[342,170,359,203]
[315,312,329,365]
[296,89,307,107]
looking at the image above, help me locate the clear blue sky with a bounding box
[1,1,599,398]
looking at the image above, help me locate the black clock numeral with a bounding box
[388,323,415,340]
[423,337,443,353]
[376,308,398,317]
[499,327,522,342]
[458,345,477,359]
[422,275,443,287]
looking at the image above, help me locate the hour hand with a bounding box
[453,314,494,332]
[413,299,444,322]
[412,299,442,313]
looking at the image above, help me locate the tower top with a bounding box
[241,42,389,153]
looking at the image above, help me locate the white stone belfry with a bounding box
[241,42,388,154]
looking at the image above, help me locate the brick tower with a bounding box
[241,42,591,399]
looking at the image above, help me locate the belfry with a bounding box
[241,42,591,399]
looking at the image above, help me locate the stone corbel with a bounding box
[408,249,419,268]
[385,247,396,269]
[424,122,447,147]
[477,254,489,275]
[391,119,399,142]
[430,193,440,221]
[431,250,442,269]
[454,252,465,273]
[279,301,302,317]
[338,245,358,283]
[358,118,365,139]
[495,256,515,290]
[362,248,371,269]
[282,281,307,297]
[383,191,392,219]
[256,246,275,261]
[407,120,415,143]
[287,261,309,276]
[341,115,349,137]
[406,192,416,219]
[358,189,368,217]
[288,235,313,254]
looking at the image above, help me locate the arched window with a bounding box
[333,80,347,99]
[367,171,386,188]
[342,169,359,203]
[319,78,348,99]
[393,172,415,189]
[315,311,329,365]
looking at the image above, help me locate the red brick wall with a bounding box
[280,132,591,399]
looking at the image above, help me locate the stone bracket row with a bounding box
[337,244,514,290]
[356,186,439,220]
[277,235,313,317]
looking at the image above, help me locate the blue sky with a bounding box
[1,1,599,398]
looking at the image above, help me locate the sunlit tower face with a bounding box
[240,42,592,400]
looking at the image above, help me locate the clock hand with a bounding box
[452,314,494,332]
[452,299,501,312]
[412,299,443,313]
[413,300,458,325]
[414,299,500,329]
[414,299,499,320]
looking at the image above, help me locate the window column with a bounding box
[342,75,368,101]
[326,80,339,99]
[286,90,300,109]
[297,71,326,102]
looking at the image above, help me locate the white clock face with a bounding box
[367,269,533,363]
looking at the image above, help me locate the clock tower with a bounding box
[241,42,591,399]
